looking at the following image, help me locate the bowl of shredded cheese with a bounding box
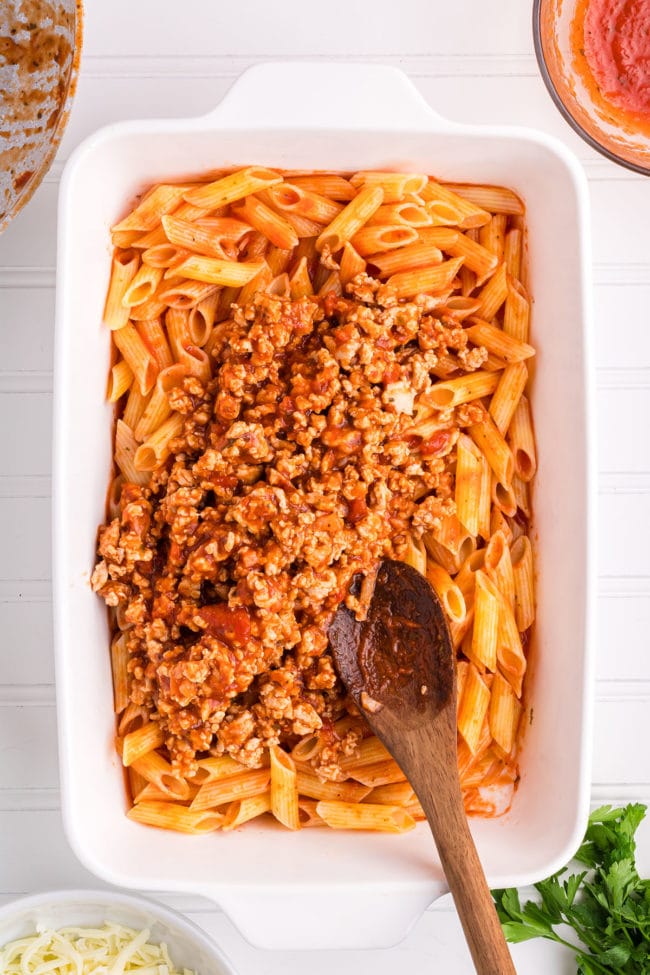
[0,889,236,974]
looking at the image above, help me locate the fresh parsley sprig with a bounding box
[492,804,650,973]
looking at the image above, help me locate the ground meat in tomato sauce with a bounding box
[92,276,487,777]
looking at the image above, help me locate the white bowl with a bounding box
[54,61,596,951]
[0,889,235,974]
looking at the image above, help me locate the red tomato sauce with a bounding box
[571,0,650,136]
[584,0,650,115]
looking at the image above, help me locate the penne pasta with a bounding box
[352,224,418,257]
[122,384,149,429]
[115,419,149,485]
[367,241,443,278]
[130,751,190,800]
[512,472,530,517]
[466,320,535,363]
[423,514,476,575]
[386,256,464,299]
[113,323,158,395]
[270,745,300,830]
[289,174,356,200]
[122,722,164,767]
[368,201,432,228]
[489,362,528,435]
[169,255,265,287]
[455,433,484,537]
[183,166,282,209]
[103,249,140,329]
[222,792,272,831]
[134,413,184,472]
[112,184,189,233]
[315,801,416,833]
[511,535,535,631]
[191,768,271,811]
[470,571,500,672]
[475,262,508,321]
[456,660,470,717]
[478,213,508,261]
[110,633,130,713]
[164,214,250,254]
[134,385,172,443]
[489,673,522,754]
[106,360,133,402]
[441,183,525,216]
[339,736,391,770]
[349,171,427,203]
[128,801,223,834]
[264,183,343,224]
[339,241,366,286]
[128,766,149,802]
[316,184,384,253]
[117,702,147,738]
[457,663,491,754]
[402,533,428,575]
[135,318,174,371]
[347,759,406,788]
[492,472,518,518]
[122,265,163,308]
[317,270,342,297]
[476,453,492,542]
[421,180,491,228]
[236,262,273,307]
[419,227,498,284]
[296,771,371,804]
[468,409,514,487]
[508,394,537,481]
[504,228,522,279]
[290,734,321,763]
[266,245,293,277]
[188,288,220,346]
[426,560,466,624]
[232,195,299,250]
[365,782,415,806]
[425,369,501,409]
[497,595,527,697]
[192,755,255,785]
[141,243,190,269]
[289,256,314,299]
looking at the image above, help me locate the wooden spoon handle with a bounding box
[426,803,516,974]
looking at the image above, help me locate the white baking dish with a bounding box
[53,62,595,951]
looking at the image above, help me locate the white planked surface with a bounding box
[1,1,649,970]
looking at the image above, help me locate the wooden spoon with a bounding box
[329,558,516,975]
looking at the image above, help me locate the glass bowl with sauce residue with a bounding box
[533,0,650,175]
[0,0,83,234]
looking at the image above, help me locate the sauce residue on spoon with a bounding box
[332,560,454,718]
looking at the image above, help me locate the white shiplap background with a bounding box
[1,1,649,971]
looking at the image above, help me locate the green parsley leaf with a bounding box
[492,804,650,973]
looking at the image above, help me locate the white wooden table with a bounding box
[1,1,649,970]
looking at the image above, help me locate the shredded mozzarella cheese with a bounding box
[0,923,198,974]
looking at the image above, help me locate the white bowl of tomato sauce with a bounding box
[534,0,650,174]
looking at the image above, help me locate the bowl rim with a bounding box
[0,888,236,973]
[531,0,650,177]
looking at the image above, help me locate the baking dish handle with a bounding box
[211,882,448,950]
[205,62,453,132]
